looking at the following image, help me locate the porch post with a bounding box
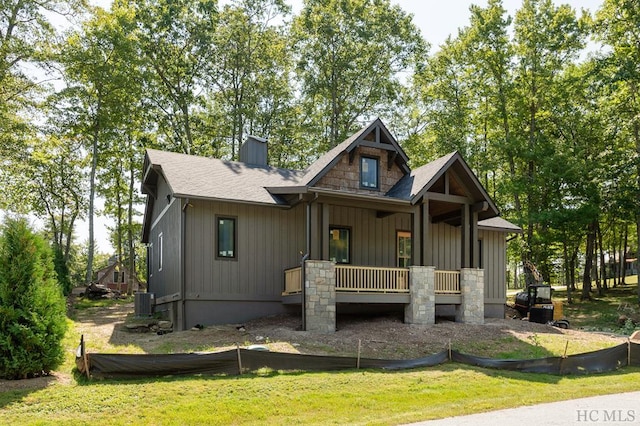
[412,206,422,267]
[404,266,435,325]
[321,203,330,260]
[471,211,479,268]
[304,260,336,333]
[461,204,471,268]
[309,202,321,259]
[456,268,484,324]
[422,199,431,266]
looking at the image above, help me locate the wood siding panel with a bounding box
[184,200,305,300]
[428,222,461,271]
[328,205,411,267]
[479,229,507,303]
[148,193,181,299]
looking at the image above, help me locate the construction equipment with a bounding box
[514,261,570,329]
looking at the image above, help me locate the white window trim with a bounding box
[158,233,163,271]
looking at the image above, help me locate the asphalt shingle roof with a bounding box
[385,152,457,201]
[145,149,304,206]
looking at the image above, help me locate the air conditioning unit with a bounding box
[135,292,155,317]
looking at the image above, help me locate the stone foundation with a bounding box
[456,268,484,324]
[304,260,336,333]
[404,266,435,325]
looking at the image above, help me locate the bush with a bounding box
[0,217,67,379]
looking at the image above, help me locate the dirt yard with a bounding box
[1,299,627,392]
[76,300,626,360]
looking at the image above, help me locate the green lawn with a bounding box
[2,364,640,425]
[2,292,640,425]
[508,276,640,334]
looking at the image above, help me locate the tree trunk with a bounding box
[128,153,135,295]
[85,94,102,285]
[597,221,607,290]
[621,224,628,286]
[570,245,579,292]
[581,221,596,301]
[563,241,572,304]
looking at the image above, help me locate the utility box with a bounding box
[135,292,155,317]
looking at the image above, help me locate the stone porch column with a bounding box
[304,260,336,333]
[456,268,484,324]
[404,266,435,325]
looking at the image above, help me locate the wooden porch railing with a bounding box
[283,266,302,295]
[336,265,409,293]
[283,265,461,296]
[434,270,461,294]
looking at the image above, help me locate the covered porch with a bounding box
[282,262,484,333]
[283,265,462,304]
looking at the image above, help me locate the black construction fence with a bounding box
[76,336,640,379]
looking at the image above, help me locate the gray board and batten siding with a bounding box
[183,199,305,326]
[147,177,182,324]
[142,118,521,329]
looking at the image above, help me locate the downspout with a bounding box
[302,193,319,331]
[181,198,190,331]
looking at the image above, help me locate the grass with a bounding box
[71,295,135,312]
[508,275,640,335]
[2,292,640,425]
[2,365,640,425]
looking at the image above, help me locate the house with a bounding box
[95,256,142,293]
[141,119,521,332]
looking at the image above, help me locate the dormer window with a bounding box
[360,156,379,189]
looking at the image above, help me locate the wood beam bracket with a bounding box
[387,151,397,170]
[348,149,357,165]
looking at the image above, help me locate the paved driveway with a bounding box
[407,391,640,426]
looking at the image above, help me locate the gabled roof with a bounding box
[143,149,304,206]
[386,151,500,218]
[297,118,410,188]
[386,152,457,201]
[142,120,520,231]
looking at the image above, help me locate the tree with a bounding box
[0,0,86,211]
[292,0,426,150]
[0,217,67,379]
[59,5,140,284]
[595,0,640,303]
[512,0,587,267]
[130,0,218,155]
[206,0,292,160]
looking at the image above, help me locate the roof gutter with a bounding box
[308,187,411,206]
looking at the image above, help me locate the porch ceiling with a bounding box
[430,200,461,225]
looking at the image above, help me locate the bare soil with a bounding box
[77,300,625,360]
[1,299,627,393]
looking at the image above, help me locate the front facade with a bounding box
[142,119,520,331]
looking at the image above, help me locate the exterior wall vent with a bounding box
[239,135,268,166]
[135,292,155,317]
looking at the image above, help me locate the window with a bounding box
[397,231,412,268]
[329,227,350,264]
[217,217,237,259]
[113,271,119,283]
[158,233,163,271]
[360,156,379,189]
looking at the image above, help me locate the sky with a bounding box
[73,0,605,254]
